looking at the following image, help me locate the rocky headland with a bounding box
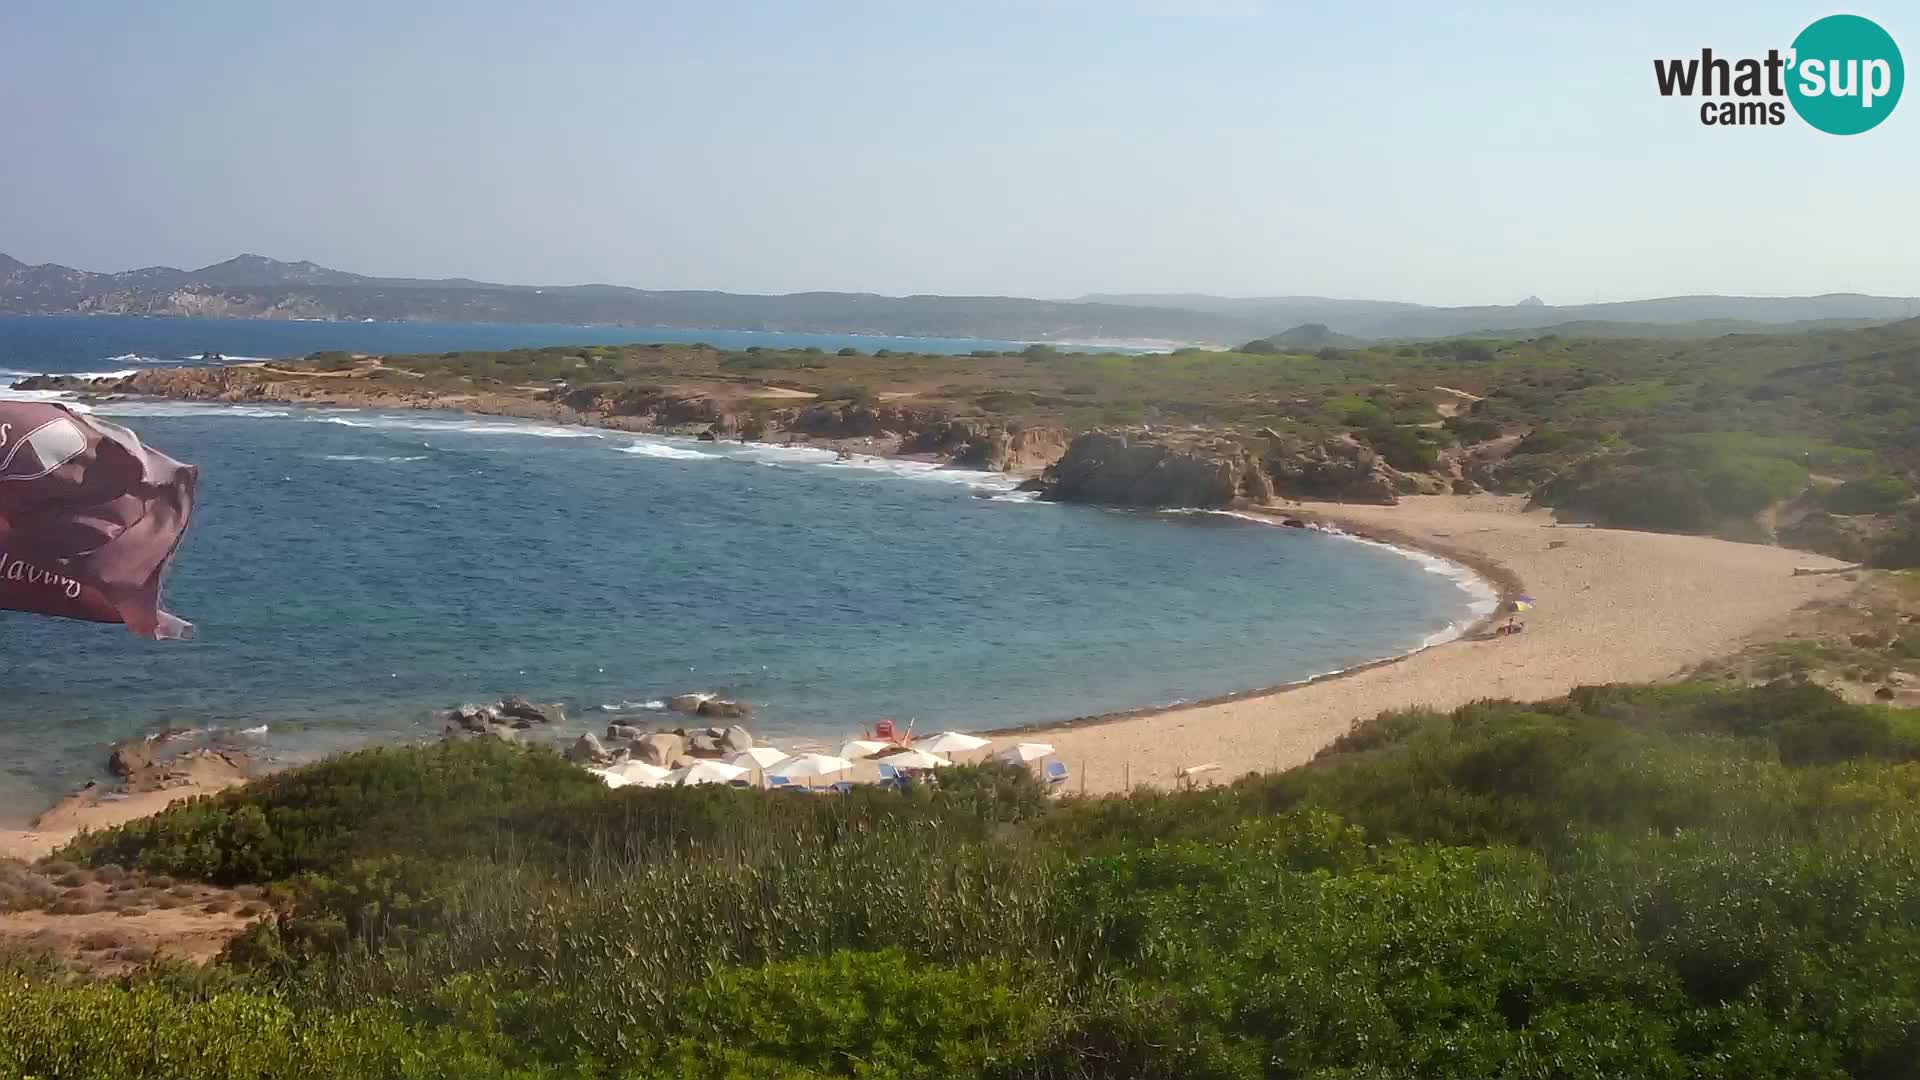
[17,366,1476,509]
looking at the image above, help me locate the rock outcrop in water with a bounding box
[1039,430,1406,508]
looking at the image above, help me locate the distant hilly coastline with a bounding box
[1085,291,1920,341]
[3,251,1915,345]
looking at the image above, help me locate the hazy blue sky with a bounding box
[2,1,1914,304]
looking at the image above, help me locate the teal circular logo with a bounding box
[1788,14,1903,134]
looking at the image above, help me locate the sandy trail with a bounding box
[1031,495,1852,793]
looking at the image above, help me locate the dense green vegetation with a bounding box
[10,678,1920,1077]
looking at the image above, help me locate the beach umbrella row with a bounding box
[916,731,991,754]
[728,747,791,770]
[877,748,950,770]
[993,741,1055,764]
[584,730,1058,790]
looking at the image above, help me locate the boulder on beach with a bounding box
[567,733,612,765]
[688,732,723,757]
[636,732,685,766]
[697,699,751,719]
[721,725,753,753]
[607,722,644,743]
[498,695,566,725]
[666,694,708,714]
[445,703,496,732]
[107,739,157,778]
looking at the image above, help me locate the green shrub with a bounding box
[0,980,575,1079]
[649,950,1053,1078]
[1826,474,1912,514]
[1361,424,1439,471]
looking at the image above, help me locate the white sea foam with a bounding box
[620,441,715,461]
[599,699,668,712]
[728,442,840,465]
[820,452,1028,495]
[90,401,291,419]
[1312,523,1500,646]
[238,724,270,736]
[0,387,86,405]
[321,454,428,463]
[308,414,603,438]
[0,367,136,386]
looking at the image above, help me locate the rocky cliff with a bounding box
[1039,430,1416,508]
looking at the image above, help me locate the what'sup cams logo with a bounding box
[1655,13,1903,133]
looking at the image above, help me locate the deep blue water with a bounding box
[0,314,1144,377]
[0,317,1487,816]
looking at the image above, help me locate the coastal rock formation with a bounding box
[1042,432,1247,507]
[606,722,644,743]
[900,421,1072,474]
[498,695,565,726]
[441,702,526,742]
[107,740,157,778]
[103,739,251,796]
[666,694,708,714]
[567,733,612,765]
[1261,435,1400,505]
[635,732,684,766]
[721,725,753,752]
[28,362,1463,514]
[1039,430,1403,509]
[696,698,751,719]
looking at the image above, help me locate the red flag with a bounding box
[0,401,198,639]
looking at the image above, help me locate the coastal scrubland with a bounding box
[2,672,1919,1077]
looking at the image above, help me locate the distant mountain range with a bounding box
[1082,292,1920,340]
[3,252,1915,346]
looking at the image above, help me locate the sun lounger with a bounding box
[1044,760,1069,788]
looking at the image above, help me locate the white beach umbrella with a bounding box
[586,767,631,789]
[615,760,672,786]
[993,742,1056,764]
[877,748,951,770]
[916,731,991,754]
[778,753,855,779]
[727,747,791,770]
[665,760,749,786]
[838,739,891,760]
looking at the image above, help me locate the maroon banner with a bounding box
[0,401,198,638]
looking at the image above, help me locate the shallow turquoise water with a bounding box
[0,318,1488,814]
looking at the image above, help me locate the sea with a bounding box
[0,315,1493,817]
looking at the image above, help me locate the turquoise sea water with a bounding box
[0,317,1490,816]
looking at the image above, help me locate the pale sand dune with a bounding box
[1030,495,1855,794]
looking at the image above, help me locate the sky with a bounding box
[1,0,1915,306]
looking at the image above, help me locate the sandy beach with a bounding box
[0,753,249,861]
[1030,495,1855,794]
[0,494,1858,850]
